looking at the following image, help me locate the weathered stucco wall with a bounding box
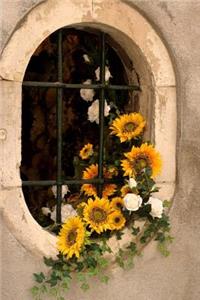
[0,1,200,299]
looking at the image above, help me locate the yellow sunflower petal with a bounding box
[83,197,112,234]
[121,143,162,178]
[108,210,126,230]
[110,113,146,142]
[110,197,124,210]
[120,185,132,197]
[81,164,116,197]
[79,143,94,160]
[57,216,85,259]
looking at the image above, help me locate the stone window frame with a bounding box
[0,0,176,257]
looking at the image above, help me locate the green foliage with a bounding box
[33,272,45,284]
[131,226,140,236]
[156,234,174,257]
[115,241,137,270]
[116,230,124,240]
[136,168,158,201]
[163,200,172,208]
[31,240,113,300]
[140,214,171,244]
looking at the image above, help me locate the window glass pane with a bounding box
[62,28,100,84]
[22,185,56,227]
[23,32,58,82]
[61,88,100,180]
[21,86,57,181]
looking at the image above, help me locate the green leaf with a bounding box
[63,264,70,271]
[49,287,57,296]
[155,232,165,243]
[163,200,172,208]
[115,256,124,269]
[76,261,84,272]
[97,257,109,268]
[116,231,124,240]
[63,271,72,279]
[40,285,47,294]
[99,275,109,284]
[101,241,112,253]
[77,273,86,282]
[87,268,99,277]
[33,272,45,283]
[124,256,134,270]
[114,160,120,167]
[158,242,170,257]
[80,283,90,292]
[61,279,70,291]
[157,235,174,257]
[43,256,54,267]
[131,226,140,236]
[85,256,97,269]
[31,286,39,296]
[46,279,58,287]
[127,242,137,254]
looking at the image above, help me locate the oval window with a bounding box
[20,27,141,233]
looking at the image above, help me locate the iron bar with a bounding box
[56,29,63,223]
[22,178,123,186]
[97,32,106,197]
[22,81,140,91]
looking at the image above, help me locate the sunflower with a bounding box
[76,202,87,217]
[110,197,124,210]
[108,210,126,230]
[57,216,85,259]
[81,164,116,197]
[110,113,146,142]
[107,165,118,177]
[83,197,111,233]
[121,143,162,178]
[120,185,132,197]
[79,143,94,160]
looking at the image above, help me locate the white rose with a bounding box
[88,99,110,124]
[128,177,137,189]
[52,185,70,199]
[95,66,112,82]
[51,204,77,223]
[80,79,95,102]
[147,197,163,218]
[41,207,51,216]
[124,193,142,211]
[83,54,90,63]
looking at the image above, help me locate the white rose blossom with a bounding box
[83,54,91,63]
[51,204,77,223]
[95,66,112,82]
[51,185,70,199]
[88,99,110,124]
[80,79,95,102]
[128,177,137,189]
[41,207,51,216]
[123,193,142,211]
[147,197,163,218]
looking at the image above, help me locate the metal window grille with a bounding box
[22,28,140,224]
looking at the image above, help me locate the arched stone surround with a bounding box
[0,0,176,256]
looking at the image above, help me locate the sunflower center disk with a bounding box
[124,122,137,132]
[114,217,121,223]
[134,156,149,172]
[67,229,78,246]
[116,202,122,209]
[91,208,107,223]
